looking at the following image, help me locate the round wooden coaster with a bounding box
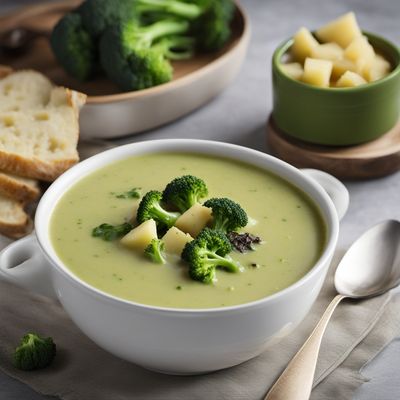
[266,117,400,179]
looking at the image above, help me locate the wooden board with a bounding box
[266,116,400,180]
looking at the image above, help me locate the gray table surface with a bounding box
[1,0,400,399]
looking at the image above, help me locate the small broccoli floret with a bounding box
[203,198,248,233]
[163,175,208,212]
[99,19,193,91]
[144,238,166,264]
[79,0,140,37]
[50,13,96,81]
[182,228,241,283]
[137,190,180,228]
[189,0,235,51]
[13,333,56,371]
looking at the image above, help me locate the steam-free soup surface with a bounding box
[51,153,325,309]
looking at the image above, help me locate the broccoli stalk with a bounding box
[50,12,96,81]
[99,19,193,90]
[137,0,203,19]
[144,238,166,264]
[182,228,242,283]
[203,198,248,233]
[162,175,208,212]
[80,0,204,37]
[136,190,180,229]
[13,333,56,371]
[154,36,195,60]
[139,0,236,52]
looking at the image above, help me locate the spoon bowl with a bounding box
[265,219,400,400]
[335,220,400,298]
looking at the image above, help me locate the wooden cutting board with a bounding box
[266,116,400,180]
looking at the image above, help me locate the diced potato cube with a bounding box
[175,203,212,237]
[336,71,367,87]
[162,227,193,255]
[281,62,303,80]
[302,58,333,87]
[291,27,319,62]
[365,54,391,82]
[316,12,362,48]
[311,43,343,61]
[120,219,157,251]
[344,36,375,76]
[331,58,357,81]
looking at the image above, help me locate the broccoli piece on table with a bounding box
[137,190,180,229]
[13,333,56,371]
[203,197,248,233]
[181,228,241,283]
[99,19,194,91]
[92,222,133,241]
[144,238,166,264]
[162,175,208,212]
[50,13,96,81]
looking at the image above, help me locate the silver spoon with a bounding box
[265,219,400,400]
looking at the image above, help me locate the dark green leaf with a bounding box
[92,222,133,241]
[115,188,141,199]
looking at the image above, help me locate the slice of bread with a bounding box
[0,172,40,203]
[0,194,32,238]
[0,68,86,181]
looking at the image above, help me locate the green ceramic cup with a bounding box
[272,32,400,146]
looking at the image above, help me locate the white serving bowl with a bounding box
[0,140,349,374]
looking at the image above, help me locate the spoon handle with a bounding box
[264,294,346,400]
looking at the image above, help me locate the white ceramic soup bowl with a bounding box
[0,140,349,375]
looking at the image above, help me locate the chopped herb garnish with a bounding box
[176,285,182,290]
[227,232,262,253]
[92,222,133,241]
[250,263,259,268]
[115,188,141,199]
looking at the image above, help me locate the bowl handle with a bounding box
[301,169,349,221]
[0,234,56,299]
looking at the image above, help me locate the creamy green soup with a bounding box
[50,153,326,309]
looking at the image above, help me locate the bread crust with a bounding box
[0,151,78,181]
[0,195,32,239]
[0,65,13,79]
[0,70,86,181]
[0,172,40,203]
[0,216,32,239]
